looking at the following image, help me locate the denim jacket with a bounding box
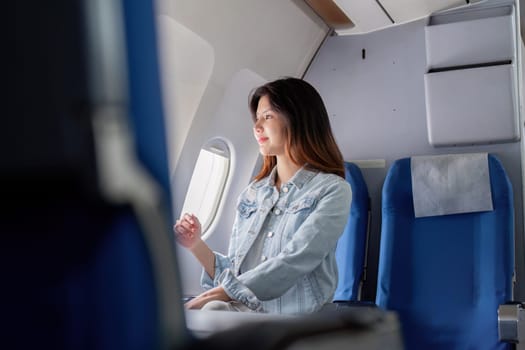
[201,166,352,314]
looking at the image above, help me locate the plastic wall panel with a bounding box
[424,64,519,146]
[305,14,524,301]
[425,12,515,69]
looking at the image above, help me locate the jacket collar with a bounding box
[257,165,318,190]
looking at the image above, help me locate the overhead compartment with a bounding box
[423,3,520,147]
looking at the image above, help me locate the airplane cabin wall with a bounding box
[305,17,525,301]
[154,0,330,295]
[155,0,525,301]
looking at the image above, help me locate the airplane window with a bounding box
[180,138,231,238]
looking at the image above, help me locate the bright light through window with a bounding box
[181,139,230,237]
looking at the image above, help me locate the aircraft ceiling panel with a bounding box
[333,0,392,34]
[380,0,467,23]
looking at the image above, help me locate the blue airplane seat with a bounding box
[333,162,370,302]
[7,0,187,349]
[375,154,514,350]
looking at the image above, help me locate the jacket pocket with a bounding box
[237,199,257,218]
[286,195,317,214]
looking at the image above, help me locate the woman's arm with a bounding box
[189,239,216,279]
[174,213,215,279]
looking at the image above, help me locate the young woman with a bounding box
[174,77,352,314]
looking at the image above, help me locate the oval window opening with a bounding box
[181,138,231,238]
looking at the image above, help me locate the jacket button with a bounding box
[282,186,289,193]
[261,256,267,262]
[274,208,281,215]
[267,231,274,238]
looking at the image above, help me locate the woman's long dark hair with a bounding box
[249,77,345,180]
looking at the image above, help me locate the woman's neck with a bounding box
[275,156,302,189]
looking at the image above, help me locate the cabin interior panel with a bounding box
[155,0,525,301]
[305,16,525,301]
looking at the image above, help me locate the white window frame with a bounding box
[180,137,231,239]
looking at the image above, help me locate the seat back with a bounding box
[333,162,370,301]
[376,154,514,350]
[7,1,187,349]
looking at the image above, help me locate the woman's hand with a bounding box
[174,213,216,279]
[185,286,231,309]
[173,213,202,250]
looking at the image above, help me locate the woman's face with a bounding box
[253,95,288,157]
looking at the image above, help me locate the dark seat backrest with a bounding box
[7,1,187,349]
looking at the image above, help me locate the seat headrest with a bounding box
[410,153,493,218]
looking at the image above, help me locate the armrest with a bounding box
[331,300,378,309]
[498,302,525,344]
[196,307,403,350]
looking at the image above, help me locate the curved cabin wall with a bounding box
[155,0,329,295]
